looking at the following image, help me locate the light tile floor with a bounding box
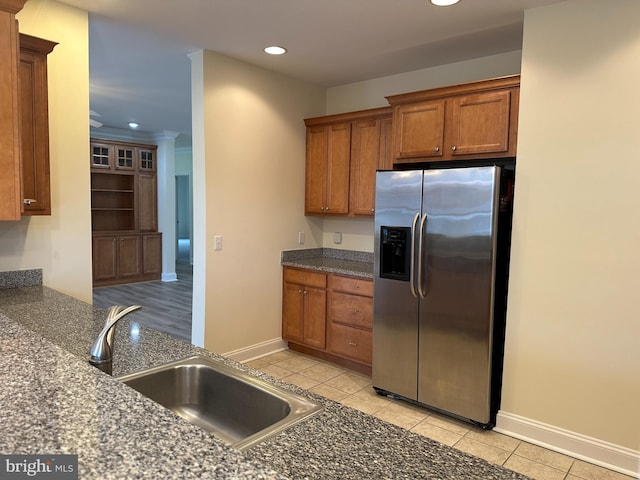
[246,350,636,480]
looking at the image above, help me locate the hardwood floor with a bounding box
[92,262,193,342]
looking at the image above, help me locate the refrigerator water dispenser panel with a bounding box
[380,226,411,281]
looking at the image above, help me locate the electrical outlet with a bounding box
[214,235,222,251]
[298,232,305,244]
[333,232,342,244]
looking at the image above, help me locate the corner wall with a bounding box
[0,0,91,303]
[498,1,640,474]
[191,50,325,354]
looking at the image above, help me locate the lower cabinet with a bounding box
[92,232,162,287]
[282,267,373,374]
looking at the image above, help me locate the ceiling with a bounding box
[55,0,566,138]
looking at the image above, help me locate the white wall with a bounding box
[191,50,325,354]
[497,0,640,474]
[0,0,91,303]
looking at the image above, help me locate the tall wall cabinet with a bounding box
[0,0,56,220]
[91,139,162,287]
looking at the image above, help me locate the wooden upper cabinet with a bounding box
[19,33,57,216]
[304,107,392,217]
[393,100,445,160]
[387,75,520,164]
[305,122,351,215]
[448,90,511,156]
[0,0,26,220]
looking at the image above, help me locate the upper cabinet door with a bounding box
[19,34,57,216]
[0,4,25,220]
[325,122,351,215]
[304,125,329,215]
[448,90,512,157]
[392,100,445,161]
[350,119,381,216]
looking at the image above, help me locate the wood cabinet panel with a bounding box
[137,172,157,232]
[283,267,326,288]
[329,291,372,330]
[19,34,56,216]
[118,235,141,278]
[448,90,511,156]
[0,2,26,220]
[327,323,372,365]
[282,281,305,343]
[302,286,327,349]
[330,274,374,297]
[282,267,327,350]
[350,119,380,216]
[393,100,445,161]
[142,233,162,276]
[92,235,117,283]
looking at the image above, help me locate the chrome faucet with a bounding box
[89,305,141,374]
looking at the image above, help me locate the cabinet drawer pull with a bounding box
[350,309,359,313]
[348,341,358,347]
[23,198,37,205]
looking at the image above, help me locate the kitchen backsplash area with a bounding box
[0,269,42,289]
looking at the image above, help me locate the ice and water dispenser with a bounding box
[379,226,411,281]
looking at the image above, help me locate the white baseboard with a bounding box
[222,338,288,363]
[162,272,178,282]
[496,411,639,478]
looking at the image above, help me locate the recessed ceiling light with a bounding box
[264,46,287,55]
[431,0,460,5]
[128,122,139,129]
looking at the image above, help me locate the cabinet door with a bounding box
[142,233,162,276]
[0,7,22,220]
[92,235,118,282]
[114,145,135,171]
[325,122,351,215]
[349,119,380,216]
[91,141,114,170]
[137,172,157,232]
[393,100,445,161]
[137,147,156,172]
[305,126,328,214]
[448,90,512,157]
[118,235,141,279]
[302,286,327,349]
[19,35,55,216]
[378,116,394,171]
[282,282,304,343]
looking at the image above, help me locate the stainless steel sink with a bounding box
[117,355,322,450]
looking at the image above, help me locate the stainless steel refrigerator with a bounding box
[372,166,512,428]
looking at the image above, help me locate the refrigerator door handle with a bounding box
[409,212,420,298]
[418,213,428,298]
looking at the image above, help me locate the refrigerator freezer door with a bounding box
[373,170,422,400]
[417,166,500,424]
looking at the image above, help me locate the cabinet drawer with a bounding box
[329,291,372,330]
[328,323,372,365]
[283,267,326,288]
[330,275,373,297]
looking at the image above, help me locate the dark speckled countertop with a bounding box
[281,248,374,278]
[0,269,529,480]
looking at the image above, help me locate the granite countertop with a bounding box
[0,272,529,480]
[281,248,374,279]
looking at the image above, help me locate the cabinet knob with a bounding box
[451,145,457,151]
[434,146,440,152]
[302,290,308,295]
[298,289,303,294]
